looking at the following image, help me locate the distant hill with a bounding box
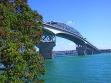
[99,49,111,53]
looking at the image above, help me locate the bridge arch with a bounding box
[56,33,84,45]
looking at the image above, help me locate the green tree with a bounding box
[0,0,44,83]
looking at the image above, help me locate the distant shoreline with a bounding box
[53,50,77,56]
[53,49,111,56]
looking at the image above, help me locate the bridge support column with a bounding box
[76,45,87,55]
[86,48,94,55]
[38,42,55,59]
[76,45,96,55]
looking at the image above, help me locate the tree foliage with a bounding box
[0,0,44,83]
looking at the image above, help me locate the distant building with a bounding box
[53,50,78,56]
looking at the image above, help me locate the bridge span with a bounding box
[38,21,99,59]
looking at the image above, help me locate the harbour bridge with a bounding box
[37,21,99,59]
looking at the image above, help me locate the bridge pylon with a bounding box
[38,42,55,59]
[76,44,94,55]
[37,28,56,59]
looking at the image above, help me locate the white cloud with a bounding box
[66,20,74,25]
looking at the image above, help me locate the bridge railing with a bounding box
[46,21,83,38]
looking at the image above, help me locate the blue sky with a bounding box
[28,0,111,51]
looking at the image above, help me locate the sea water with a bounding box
[45,53,111,83]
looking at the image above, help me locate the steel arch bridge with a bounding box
[38,21,99,59]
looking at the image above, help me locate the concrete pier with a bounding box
[76,45,94,55]
[76,46,86,55]
[38,42,55,59]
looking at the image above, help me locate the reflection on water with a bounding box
[45,53,111,83]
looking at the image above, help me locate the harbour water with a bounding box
[45,53,111,83]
